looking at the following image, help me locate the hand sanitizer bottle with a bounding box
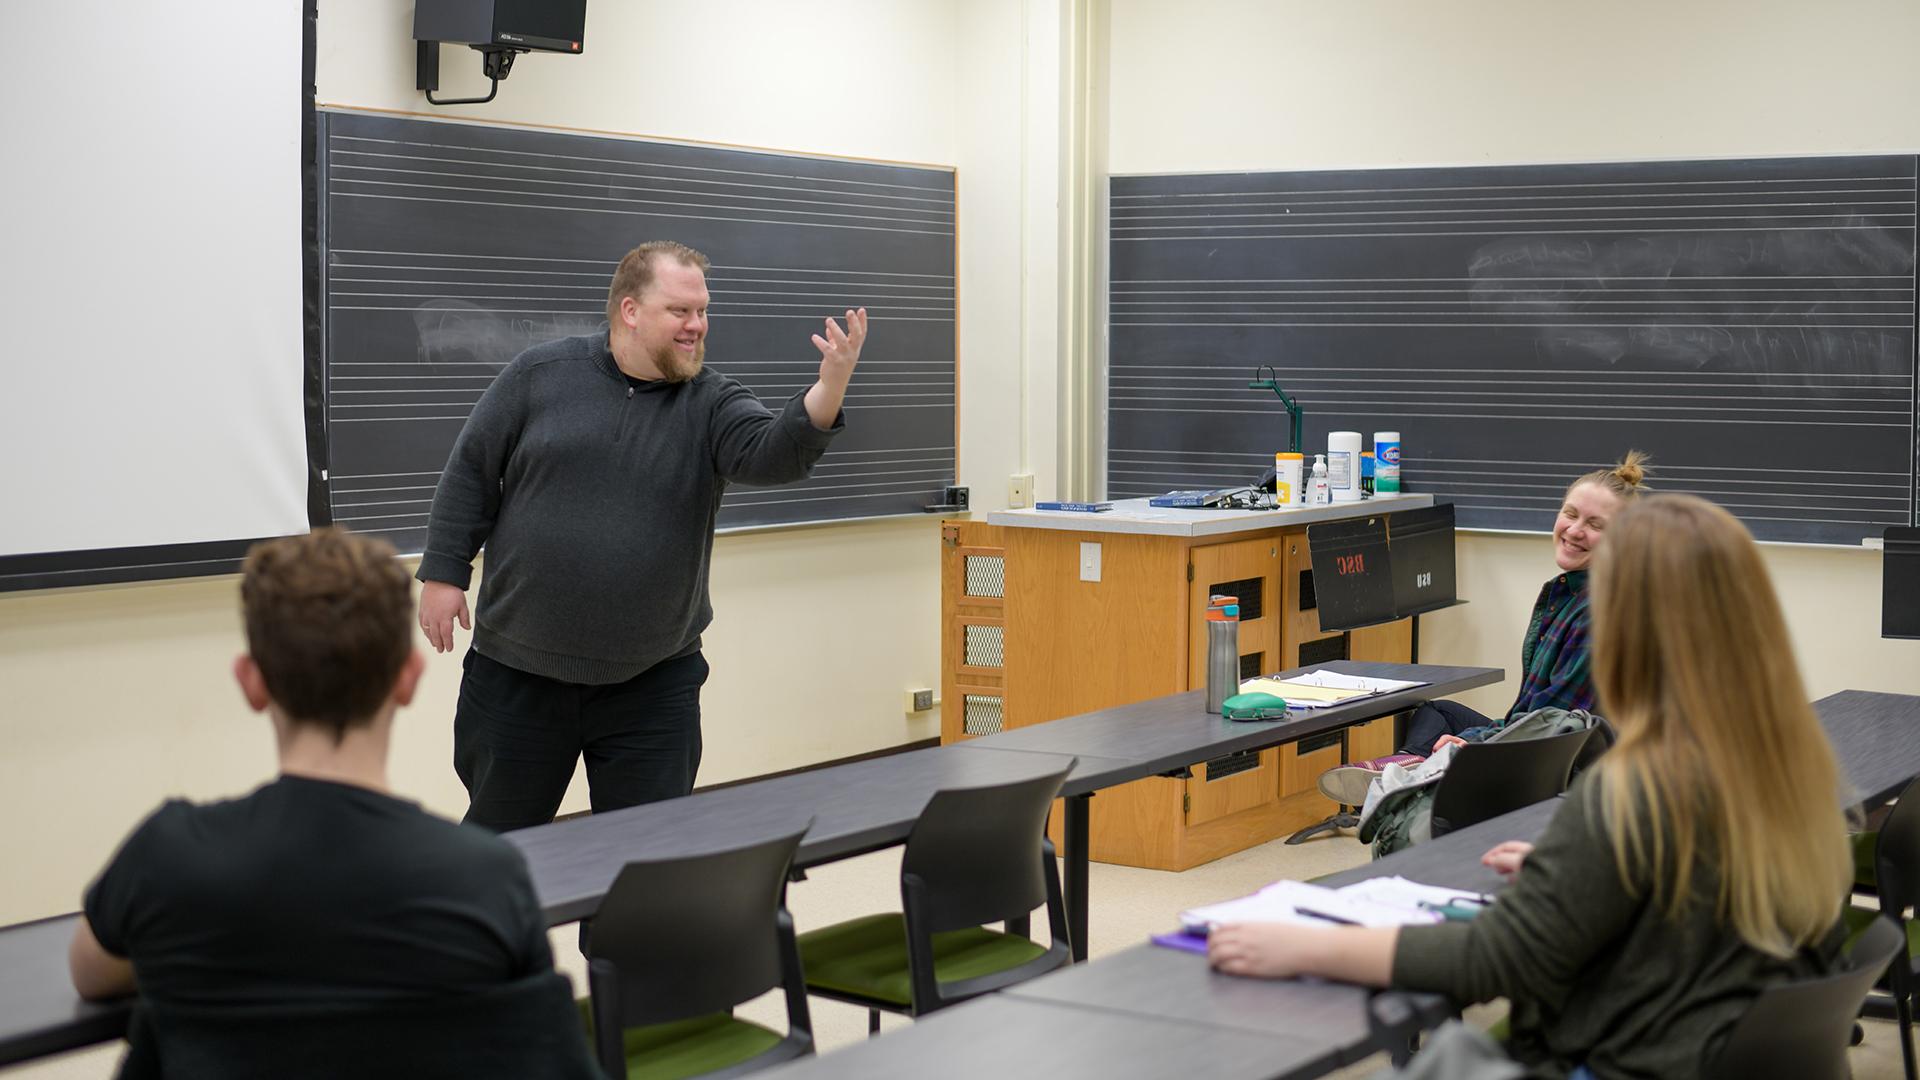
[1309,454,1330,505]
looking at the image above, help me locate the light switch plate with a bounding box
[1079,541,1101,582]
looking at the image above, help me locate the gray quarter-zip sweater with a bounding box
[416,329,843,684]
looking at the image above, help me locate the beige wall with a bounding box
[0,0,1068,926]
[1107,0,1920,172]
[1101,0,1920,714]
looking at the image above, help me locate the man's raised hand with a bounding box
[812,308,867,387]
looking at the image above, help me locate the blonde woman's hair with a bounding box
[1588,494,1848,956]
[1570,449,1653,503]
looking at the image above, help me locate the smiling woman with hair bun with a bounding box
[1318,452,1652,803]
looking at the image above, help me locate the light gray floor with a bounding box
[7,827,1910,1078]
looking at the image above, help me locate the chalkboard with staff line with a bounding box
[1107,153,1918,546]
[320,108,958,553]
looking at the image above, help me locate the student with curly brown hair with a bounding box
[71,528,556,1015]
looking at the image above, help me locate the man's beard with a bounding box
[653,339,706,383]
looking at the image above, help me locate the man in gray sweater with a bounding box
[416,240,865,830]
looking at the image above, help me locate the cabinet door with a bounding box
[1187,748,1281,826]
[1187,535,1282,690]
[1279,729,1346,799]
[1349,619,1412,663]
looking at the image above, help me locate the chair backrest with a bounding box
[585,822,810,1028]
[1872,775,1920,914]
[1568,713,1616,777]
[1702,914,1904,1080]
[1429,728,1590,837]
[119,971,601,1080]
[900,761,1074,935]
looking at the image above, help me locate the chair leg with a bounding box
[1286,810,1360,845]
[1894,971,1918,1080]
[867,1009,880,1038]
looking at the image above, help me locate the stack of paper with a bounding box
[1177,875,1489,933]
[1238,669,1427,710]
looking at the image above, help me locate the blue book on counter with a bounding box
[1035,501,1112,512]
[1149,488,1237,508]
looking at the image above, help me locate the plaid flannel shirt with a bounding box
[1504,568,1595,723]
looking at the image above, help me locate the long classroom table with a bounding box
[512,661,1502,950]
[6,683,1909,1068]
[0,661,1496,1067]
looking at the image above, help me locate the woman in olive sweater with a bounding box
[1210,494,1853,1080]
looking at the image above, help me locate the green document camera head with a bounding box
[1221,691,1289,721]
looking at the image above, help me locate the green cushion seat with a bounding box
[578,1000,783,1080]
[795,913,1047,1006]
[1843,904,1920,960]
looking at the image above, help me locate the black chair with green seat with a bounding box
[582,823,814,1080]
[796,761,1075,1034]
[1844,775,1920,1080]
[1428,727,1591,838]
[1702,914,1904,1080]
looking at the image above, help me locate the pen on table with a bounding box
[1294,907,1363,927]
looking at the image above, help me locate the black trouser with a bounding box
[1399,699,1497,756]
[453,647,709,832]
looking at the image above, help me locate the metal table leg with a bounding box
[1064,792,1091,962]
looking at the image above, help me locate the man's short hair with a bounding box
[240,527,413,740]
[605,240,711,323]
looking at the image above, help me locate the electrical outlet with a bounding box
[1009,473,1034,508]
[904,688,936,713]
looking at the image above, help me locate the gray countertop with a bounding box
[987,494,1434,538]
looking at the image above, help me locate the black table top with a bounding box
[762,993,1328,1080]
[960,661,1504,777]
[1815,689,1920,809]
[0,914,125,1068]
[1314,797,1563,893]
[996,798,1566,1080]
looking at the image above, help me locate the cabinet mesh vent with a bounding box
[1298,634,1350,667]
[963,694,1004,735]
[1208,576,1264,621]
[1239,652,1264,680]
[964,624,1005,667]
[964,555,1005,598]
[1204,749,1262,782]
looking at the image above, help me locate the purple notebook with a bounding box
[1150,929,1209,955]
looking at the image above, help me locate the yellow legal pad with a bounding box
[1237,678,1371,704]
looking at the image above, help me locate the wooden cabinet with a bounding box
[939,513,1416,871]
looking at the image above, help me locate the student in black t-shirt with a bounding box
[69,527,554,1008]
